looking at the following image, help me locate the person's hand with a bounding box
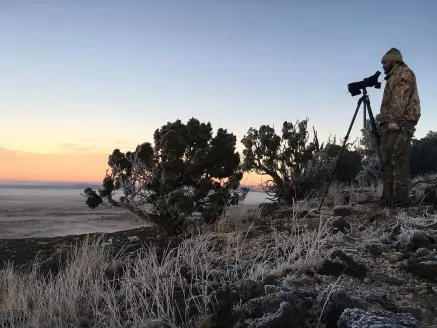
[388,122,400,130]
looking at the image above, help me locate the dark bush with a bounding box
[84,118,245,235]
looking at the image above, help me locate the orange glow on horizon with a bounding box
[1,148,265,185]
[1,149,108,183]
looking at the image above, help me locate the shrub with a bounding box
[241,119,335,204]
[84,118,245,235]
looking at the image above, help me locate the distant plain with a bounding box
[0,182,268,239]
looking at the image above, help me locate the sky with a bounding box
[1,0,436,183]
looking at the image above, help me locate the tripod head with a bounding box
[348,71,382,97]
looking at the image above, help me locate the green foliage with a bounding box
[241,119,335,204]
[357,114,437,182]
[84,118,244,235]
[410,131,437,176]
[356,114,382,186]
[325,144,362,183]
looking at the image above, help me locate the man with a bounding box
[379,48,421,207]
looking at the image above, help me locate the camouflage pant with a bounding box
[380,121,416,206]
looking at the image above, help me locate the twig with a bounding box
[316,269,346,328]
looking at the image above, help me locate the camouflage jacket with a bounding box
[380,63,421,124]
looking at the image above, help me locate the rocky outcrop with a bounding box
[404,248,437,282]
[209,281,426,328]
[338,308,419,328]
[317,248,368,278]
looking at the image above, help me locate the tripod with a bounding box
[318,88,383,211]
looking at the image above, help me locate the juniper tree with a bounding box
[240,119,335,204]
[84,118,245,235]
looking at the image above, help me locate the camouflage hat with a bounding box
[381,48,403,62]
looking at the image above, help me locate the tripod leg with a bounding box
[318,97,364,211]
[365,98,383,170]
[365,98,390,207]
[363,106,366,129]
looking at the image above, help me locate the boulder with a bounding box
[331,217,352,234]
[317,248,368,279]
[404,248,437,282]
[338,308,419,328]
[317,286,365,328]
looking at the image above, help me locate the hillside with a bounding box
[1,201,437,328]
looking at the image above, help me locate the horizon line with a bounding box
[0,179,101,184]
[0,179,260,187]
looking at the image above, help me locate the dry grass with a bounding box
[4,175,431,327]
[0,211,330,328]
[326,180,383,207]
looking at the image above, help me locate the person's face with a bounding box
[382,60,394,75]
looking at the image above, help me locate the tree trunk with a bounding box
[106,196,180,235]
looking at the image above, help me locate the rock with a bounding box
[239,290,311,328]
[407,231,433,251]
[240,291,306,317]
[264,285,281,295]
[331,217,352,234]
[371,272,405,286]
[364,293,397,312]
[238,280,265,302]
[381,235,394,245]
[397,306,422,321]
[415,247,433,258]
[210,280,264,327]
[127,235,140,242]
[365,243,386,256]
[388,253,403,263]
[333,206,355,217]
[282,275,315,288]
[404,249,437,282]
[317,249,368,278]
[317,286,365,328]
[338,308,419,328]
[249,301,304,328]
[405,261,437,282]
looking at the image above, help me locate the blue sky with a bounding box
[1,0,436,155]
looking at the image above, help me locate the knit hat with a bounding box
[381,48,403,62]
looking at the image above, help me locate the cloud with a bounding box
[56,142,98,153]
[0,147,28,155]
[55,137,137,154]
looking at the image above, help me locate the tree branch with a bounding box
[106,194,178,235]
